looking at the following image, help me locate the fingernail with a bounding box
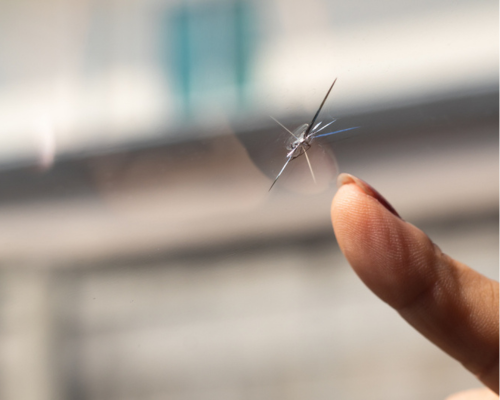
[337,173,401,218]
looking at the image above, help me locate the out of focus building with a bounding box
[0,1,497,400]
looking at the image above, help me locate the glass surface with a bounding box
[237,80,360,194]
[0,0,497,399]
[238,117,358,193]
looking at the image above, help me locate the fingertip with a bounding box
[331,174,499,392]
[331,174,408,272]
[331,175,428,307]
[336,173,401,218]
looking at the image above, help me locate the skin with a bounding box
[331,173,499,400]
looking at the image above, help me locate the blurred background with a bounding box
[0,0,498,399]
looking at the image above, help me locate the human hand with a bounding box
[331,173,499,399]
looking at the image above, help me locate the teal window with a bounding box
[165,0,254,117]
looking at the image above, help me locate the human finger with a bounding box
[331,173,499,393]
